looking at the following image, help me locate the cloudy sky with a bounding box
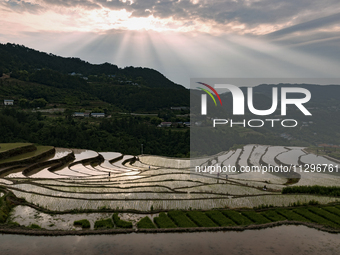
[1,0,340,87]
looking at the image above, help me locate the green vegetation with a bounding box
[293,208,339,228]
[306,146,340,161]
[186,211,218,227]
[308,208,340,226]
[0,108,189,157]
[94,218,114,229]
[0,143,30,152]
[260,210,287,222]
[323,207,340,217]
[0,145,53,164]
[241,211,272,224]
[222,211,253,225]
[167,210,197,228]
[137,216,156,229]
[112,213,133,228]
[29,224,41,229]
[205,210,237,226]
[0,192,14,223]
[73,219,90,228]
[282,186,340,197]
[275,209,311,222]
[153,212,177,228]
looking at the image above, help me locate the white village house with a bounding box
[4,99,14,105]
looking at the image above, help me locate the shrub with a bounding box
[206,211,237,226]
[186,211,218,227]
[154,212,177,228]
[112,213,133,228]
[74,219,90,228]
[137,216,156,229]
[94,218,114,229]
[167,211,197,228]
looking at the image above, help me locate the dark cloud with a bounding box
[3,0,340,34]
[1,0,43,13]
[42,0,101,9]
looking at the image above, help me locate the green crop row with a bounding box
[94,218,114,229]
[275,209,311,222]
[241,211,272,224]
[205,210,236,226]
[168,210,197,227]
[186,211,218,227]
[260,210,286,222]
[323,207,340,218]
[154,212,177,228]
[282,185,340,196]
[137,216,156,229]
[308,207,340,226]
[222,210,253,225]
[112,213,133,228]
[293,208,339,228]
[74,219,90,228]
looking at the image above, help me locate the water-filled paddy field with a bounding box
[0,143,340,233]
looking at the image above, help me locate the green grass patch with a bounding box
[293,208,339,228]
[186,211,218,227]
[137,216,156,229]
[94,218,114,229]
[206,211,237,226]
[154,212,177,228]
[168,211,197,228]
[241,211,272,224]
[74,219,90,228]
[222,211,253,225]
[112,213,133,228]
[260,210,287,222]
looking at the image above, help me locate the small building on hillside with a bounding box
[4,99,14,105]
[160,122,172,127]
[91,113,105,118]
[183,122,191,127]
[73,112,85,117]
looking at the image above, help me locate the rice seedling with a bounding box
[222,211,253,225]
[167,211,197,227]
[186,211,218,227]
[205,210,237,226]
[137,216,156,228]
[153,212,177,228]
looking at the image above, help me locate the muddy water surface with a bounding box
[1,225,340,255]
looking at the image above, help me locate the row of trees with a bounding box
[0,108,190,157]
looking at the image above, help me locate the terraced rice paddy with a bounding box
[1,143,340,232]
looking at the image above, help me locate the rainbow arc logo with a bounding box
[196,82,222,106]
